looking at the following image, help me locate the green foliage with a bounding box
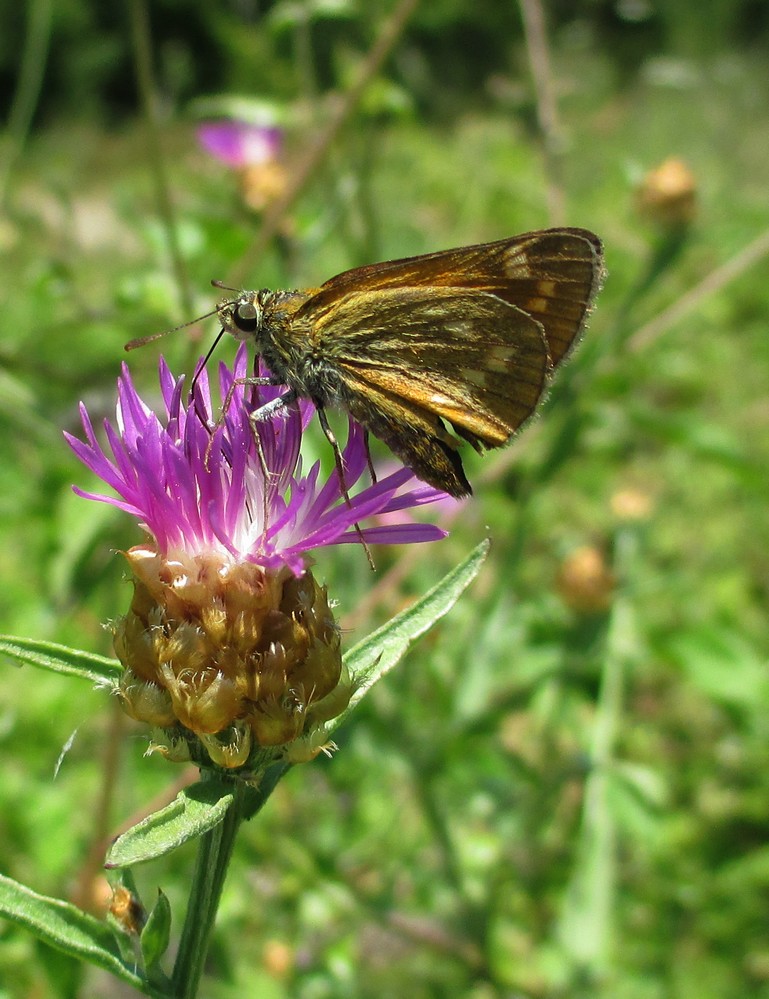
[3,0,769,126]
[2,5,769,998]
[0,876,145,992]
[106,783,237,870]
[0,543,486,994]
[0,637,121,685]
[141,890,172,972]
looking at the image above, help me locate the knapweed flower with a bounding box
[197,121,282,168]
[65,346,449,772]
[198,119,287,213]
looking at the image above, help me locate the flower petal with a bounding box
[67,350,450,571]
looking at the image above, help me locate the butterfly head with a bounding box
[217,290,266,343]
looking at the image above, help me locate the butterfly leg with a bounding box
[315,406,350,504]
[316,406,375,571]
[363,429,377,485]
[248,387,298,489]
[201,374,282,470]
[248,388,297,423]
[241,387,296,550]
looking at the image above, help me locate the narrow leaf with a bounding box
[0,874,144,990]
[336,539,489,723]
[0,635,121,685]
[107,780,235,868]
[141,890,172,969]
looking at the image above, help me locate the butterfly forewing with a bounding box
[488,229,603,365]
[302,227,603,368]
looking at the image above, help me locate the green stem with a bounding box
[0,0,53,208]
[557,526,638,977]
[170,776,246,999]
[230,0,420,286]
[412,762,465,897]
[126,0,194,319]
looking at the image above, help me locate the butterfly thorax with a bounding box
[218,288,344,403]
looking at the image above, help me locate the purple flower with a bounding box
[197,121,282,168]
[65,346,449,576]
[65,348,452,769]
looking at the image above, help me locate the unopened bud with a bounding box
[637,157,697,229]
[556,545,615,614]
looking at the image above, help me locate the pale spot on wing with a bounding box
[504,250,533,278]
[442,318,475,334]
[537,279,556,296]
[525,297,549,314]
[419,305,451,320]
[463,369,487,388]
[486,344,515,373]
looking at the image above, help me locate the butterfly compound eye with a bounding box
[233,301,258,334]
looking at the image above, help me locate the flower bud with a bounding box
[556,545,615,614]
[636,157,697,230]
[611,488,653,522]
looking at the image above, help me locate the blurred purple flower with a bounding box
[65,346,449,575]
[197,121,282,168]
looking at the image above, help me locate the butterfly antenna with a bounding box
[189,328,227,398]
[124,306,223,352]
[211,279,241,293]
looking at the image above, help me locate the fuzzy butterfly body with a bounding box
[216,227,604,497]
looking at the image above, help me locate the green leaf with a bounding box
[335,539,489,725]
[0,635,122,685]
[106,780,235,868]
[0,874,144,991]
[109,544,487,856]
[141,890,172,969]
[188,94,291,126]
[666,622,769,710]
[36,940,83,999]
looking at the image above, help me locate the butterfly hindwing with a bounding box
[305,285,551,494]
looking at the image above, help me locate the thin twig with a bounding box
[628,226,769,352]
[0,0,52,208]
[127,0,194,316]
[517,0,566,224]
[71,700,127,914]
[387,911,486,968]
[230,0,421,286]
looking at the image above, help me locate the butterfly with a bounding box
[128,227,603,497]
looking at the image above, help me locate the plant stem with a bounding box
[230,0,420,286]
[170,775,246,999]
[126,0,194,318]
[0,0,52,208]
[628,223,769,352]
[518,0,566,224]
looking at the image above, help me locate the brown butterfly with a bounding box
[128,227,603,497]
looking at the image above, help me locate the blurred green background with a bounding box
[2,0,769,996]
